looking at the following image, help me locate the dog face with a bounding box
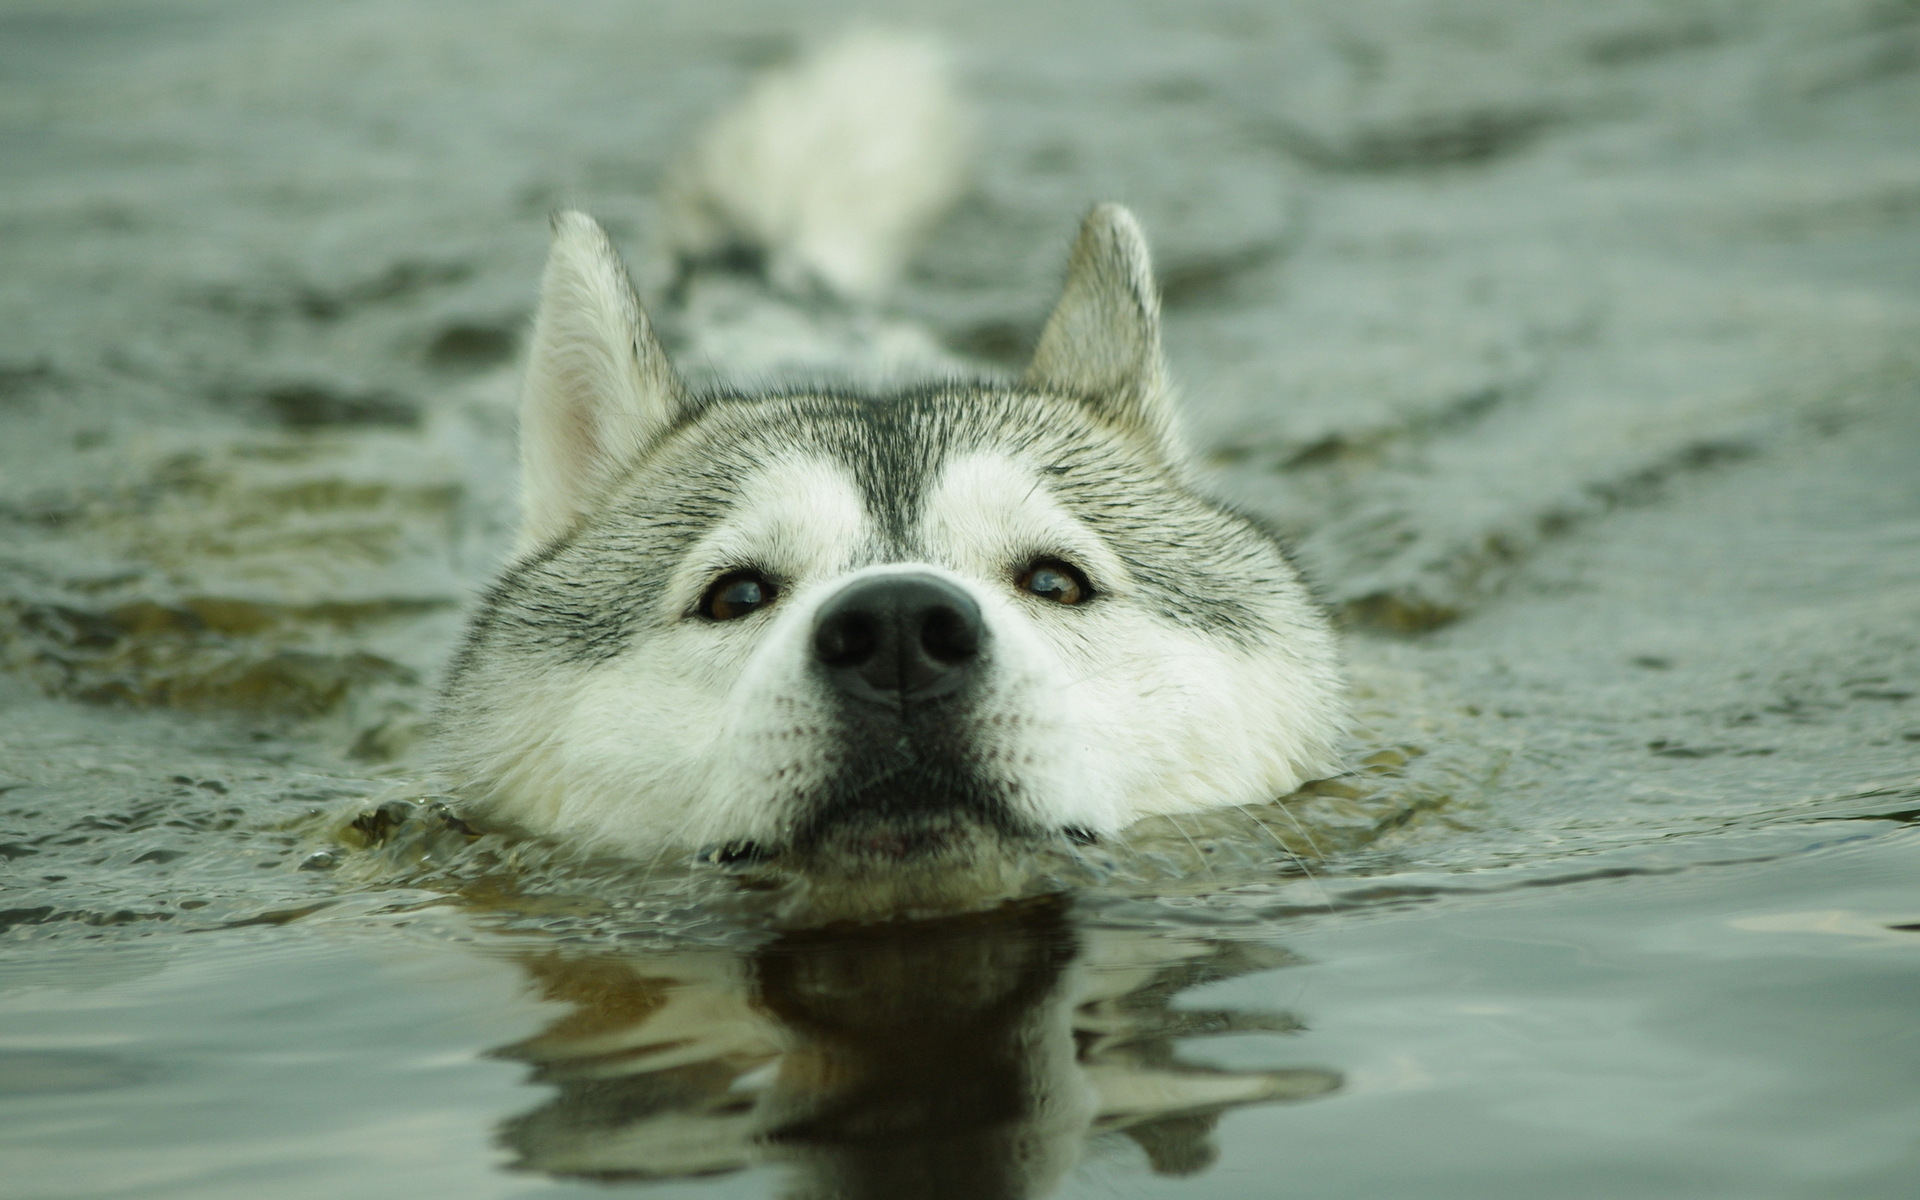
[435,208,1343,867]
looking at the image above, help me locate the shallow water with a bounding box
[3,1,1919,1197]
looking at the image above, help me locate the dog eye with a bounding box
[1017,558,1091,606]
[701,571,777,621]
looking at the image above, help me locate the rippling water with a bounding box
[3,2,1918,1197]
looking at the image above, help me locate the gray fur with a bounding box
[1024,204,1184,464]
[434,35,1345,875]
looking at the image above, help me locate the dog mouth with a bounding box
[840,826,949,860]
[702,716,1087,878]
[693,793,1098,922]
[701,817,1021,873]
[699,808,1061,876]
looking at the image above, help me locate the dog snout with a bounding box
[812,574,985,705]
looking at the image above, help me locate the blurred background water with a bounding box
[2,1,1917,1197]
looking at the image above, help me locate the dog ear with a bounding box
[1023,204,1184,462]
[517,211,689,552]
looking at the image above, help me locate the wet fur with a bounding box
[434,35,1345,868]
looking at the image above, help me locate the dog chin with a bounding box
[705,808,1066,922]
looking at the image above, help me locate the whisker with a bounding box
[1161,810,1217,883]
[1056,647,1220,692]
[1239,802,1336,917]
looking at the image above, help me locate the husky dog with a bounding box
[435,33,1344,878]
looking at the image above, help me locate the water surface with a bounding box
[3,1,1918,1197]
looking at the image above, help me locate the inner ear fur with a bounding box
[1023,203,1186,463]
[516,210,688,552]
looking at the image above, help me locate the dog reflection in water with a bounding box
[493,902,1336,1197]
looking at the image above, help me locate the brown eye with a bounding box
[701,571,777,621]
[1017,559,1091,606]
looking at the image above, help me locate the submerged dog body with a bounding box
[436,37,1344,869]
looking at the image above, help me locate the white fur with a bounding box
[453,450,1341,858]
[662,30,970,301]
[438,33,1346,869]
[518,212,684,552]
[1026,204,1189,465]
[919,453,1340,824]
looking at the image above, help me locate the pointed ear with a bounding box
[1023,204,1184,461]
[517,211,688,552]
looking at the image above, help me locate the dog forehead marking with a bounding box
[919,450,1112,580]
[689,452,871,583]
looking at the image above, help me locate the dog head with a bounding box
[436,207,1344,870]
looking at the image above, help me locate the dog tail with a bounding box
[660,29,970,304]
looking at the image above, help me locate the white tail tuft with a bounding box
[661,30,970,303]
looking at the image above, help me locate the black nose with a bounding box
[813,574,985,705]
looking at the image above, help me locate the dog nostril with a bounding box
[921,605,979,664]
[812,573,987,704]
[815,612,877,668]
